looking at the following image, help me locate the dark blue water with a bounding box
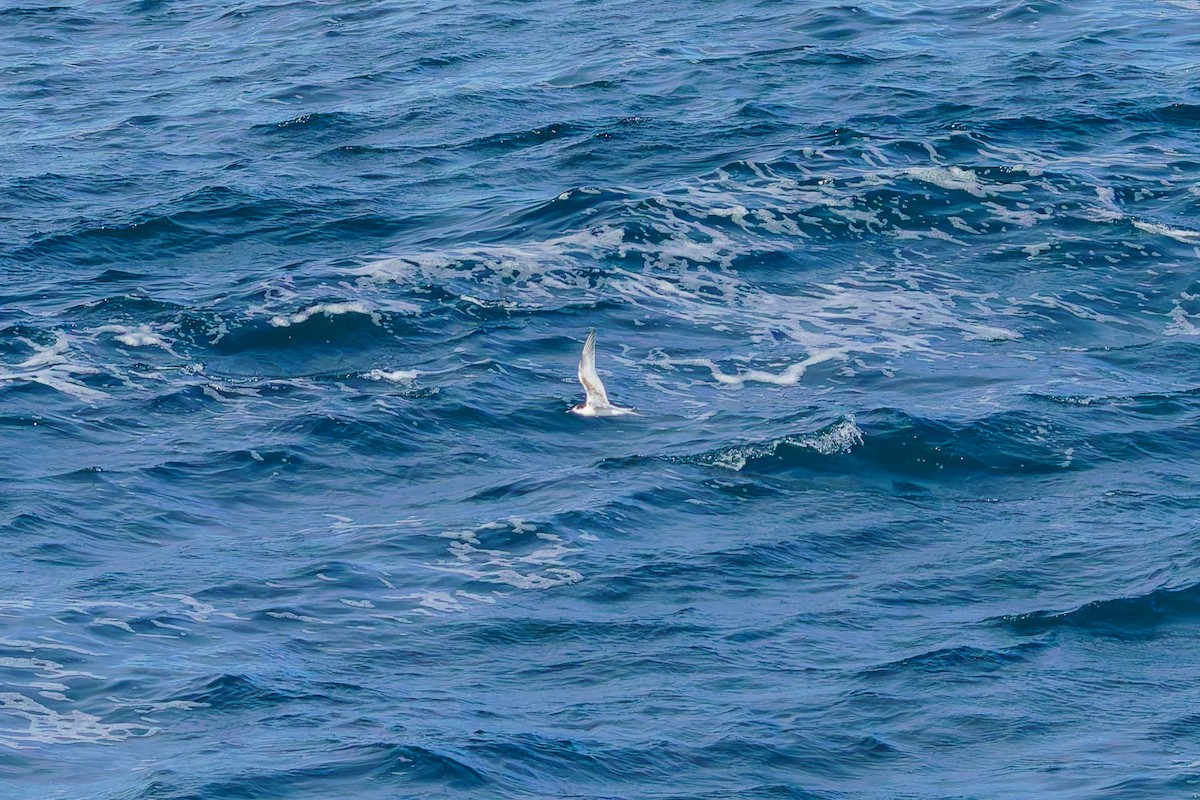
[4,1,1200,797]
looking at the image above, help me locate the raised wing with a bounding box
[577,330,611,408]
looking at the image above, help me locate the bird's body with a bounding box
[570,330,635,416]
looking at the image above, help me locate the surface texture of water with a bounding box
[4,1,1200,797]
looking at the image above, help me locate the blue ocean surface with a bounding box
[4,1,1200,797]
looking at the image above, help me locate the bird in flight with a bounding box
[570,330,635,417]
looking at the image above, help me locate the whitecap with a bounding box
[1165,304,1200,337]
[94,324,175,350]
[785,417,864,455]
[1133,220,1200,244]
[906,166,1027,197]
[365,369,418,384]
[698,417,863,471]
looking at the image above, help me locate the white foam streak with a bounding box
[0,333,106,401]
[269,301,379,327]
[959,323,1021,342]
[265,610,328,624]
[348,159,1065,390]
[0,693,156,748]
[421,518,589,601]
[153,594,241,623]
[669,348,847,388]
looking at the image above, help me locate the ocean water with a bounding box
[4,1,1200,797]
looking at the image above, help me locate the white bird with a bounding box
[570,330,635,417]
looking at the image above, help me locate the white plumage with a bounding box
[570,330,635,416]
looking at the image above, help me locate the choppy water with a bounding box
[4,2,1200,797]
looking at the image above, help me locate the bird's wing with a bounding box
[577,330,611,407]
